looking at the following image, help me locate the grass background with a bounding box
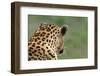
[28,15,88,59]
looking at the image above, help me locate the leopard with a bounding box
[28,23,67,60]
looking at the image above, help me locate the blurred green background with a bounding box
[28,15,88,59]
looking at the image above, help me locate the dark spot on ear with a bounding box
[61,26,67,36]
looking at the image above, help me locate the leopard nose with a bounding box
[59,49,63,54]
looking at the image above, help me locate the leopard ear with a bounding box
[61,25,68,36]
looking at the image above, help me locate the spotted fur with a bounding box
[28,24,67,60]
